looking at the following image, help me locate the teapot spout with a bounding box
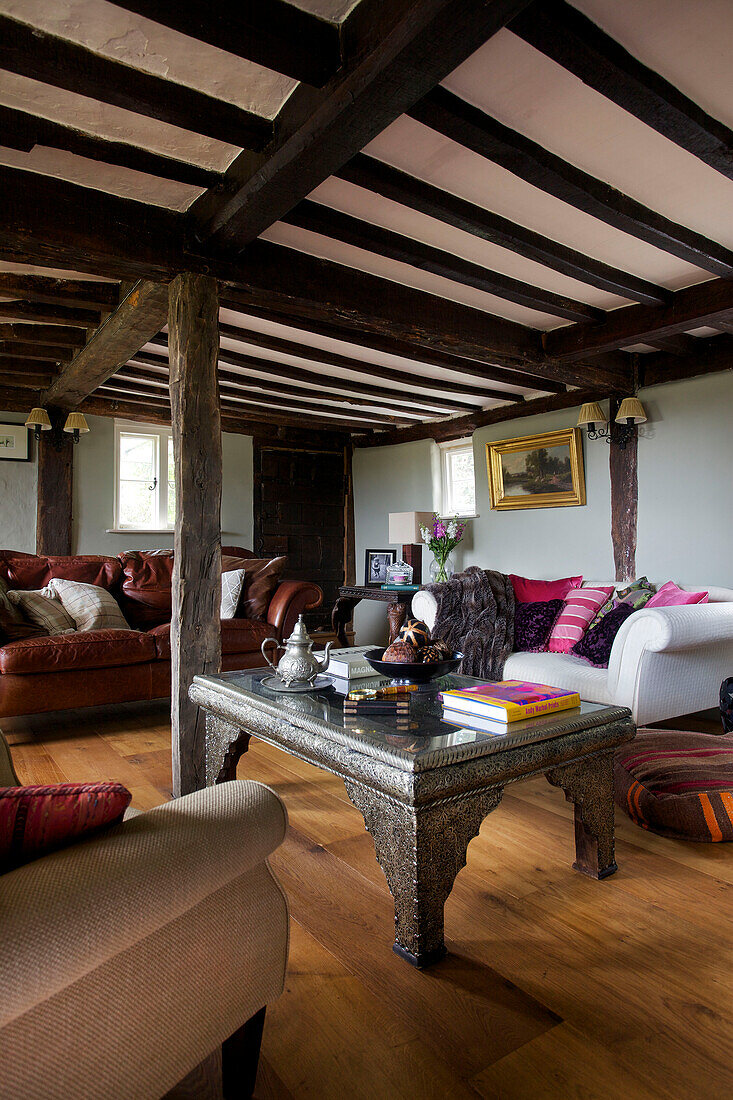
[315,640,333,672]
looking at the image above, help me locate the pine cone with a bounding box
[420,644,445,663]
[382,641,418,664]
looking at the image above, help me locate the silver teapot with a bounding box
[261,615,332,687]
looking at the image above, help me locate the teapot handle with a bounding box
[261,637,283,673]
[316,640,333,671]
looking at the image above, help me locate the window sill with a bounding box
[441,514,480,520]
[105,529,174,535]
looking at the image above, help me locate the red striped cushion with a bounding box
[0,782,131,873]
[615,730,733,841]
[548,586,614,653]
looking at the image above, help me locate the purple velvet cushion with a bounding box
[571,603,636,668]
[513,599,564,653]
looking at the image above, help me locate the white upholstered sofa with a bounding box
[413,582,733,725]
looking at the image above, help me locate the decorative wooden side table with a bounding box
[331,585,415,647]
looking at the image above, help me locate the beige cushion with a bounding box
[220,567,247,619]
[48,578,131,632]
[7,588,76,635]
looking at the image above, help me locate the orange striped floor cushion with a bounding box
[615,730,733,842]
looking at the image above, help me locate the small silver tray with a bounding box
[260,674,333,694]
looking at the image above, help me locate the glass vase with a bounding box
[429,554,455,584]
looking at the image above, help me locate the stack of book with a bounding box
[326,646,378,692]
[440,680,580,736]
[343,695,410,730]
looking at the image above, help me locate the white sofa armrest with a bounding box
[412,589,438,631]
[1,779,288,1028]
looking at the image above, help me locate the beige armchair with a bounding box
[0,736,289,1100]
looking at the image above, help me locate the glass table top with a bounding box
[199,669,629,772]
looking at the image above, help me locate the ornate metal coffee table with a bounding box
[190,670,635,969]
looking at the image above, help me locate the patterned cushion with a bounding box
[590,577,657,629]
[615,730,733,841]
[509,574,582,603]
[0,782,131,873]
[513,599,563,652]
[646,581,708,607]
[571,603,635,667]
[548,586,614,654]
[7,589,76,635]
[0,576,46,643]
[221,568,247,619]
[48,578,131,632]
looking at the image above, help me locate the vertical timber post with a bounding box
[169,273,222,797]
[36,407,73,556]
[609,396,638,585]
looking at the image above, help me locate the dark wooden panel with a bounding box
[36,409,73,556]
[409,87,733,277]
[609,397,638,584]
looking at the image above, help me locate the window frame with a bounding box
[113,420,175,533]
[439,438,477,518]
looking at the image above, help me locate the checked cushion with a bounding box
[615,729,733,842]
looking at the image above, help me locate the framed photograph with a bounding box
[486,427,585,511]
[0,423,31,462]
[364,548,396,587]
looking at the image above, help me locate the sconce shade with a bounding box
[616,397,647,425]
[25,407,51,430]
[388,511,433,544]
[576,402,606,428]
[63,412,90,434]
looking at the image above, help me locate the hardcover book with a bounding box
[326,646,379,680]
[439,680,580,723]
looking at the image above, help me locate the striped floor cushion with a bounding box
[615,729,733,842]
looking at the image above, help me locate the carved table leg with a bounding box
[331,596,360,647]
[387,601,408,643]
[344,780,504,967]
[205,714,251,786]
[546,752,617,879]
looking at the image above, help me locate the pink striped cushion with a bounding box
[548,586,614,653]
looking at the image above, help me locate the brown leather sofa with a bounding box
[0,547,322,718]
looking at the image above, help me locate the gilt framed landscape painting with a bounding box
[486,427,585,511]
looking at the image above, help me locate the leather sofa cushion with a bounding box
[0,630,156,675]
[0,553,121,592]
[118,550,257,628]
[148,619,272,660]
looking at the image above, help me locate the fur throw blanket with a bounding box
[423,566,515,680]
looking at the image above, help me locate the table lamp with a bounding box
[388,511,433,585]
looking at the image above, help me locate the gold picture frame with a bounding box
[486,427,586,511]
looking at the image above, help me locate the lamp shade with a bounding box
[615,397,647,425]
[63,412,90,434]
[388,511,433,544]
[576,402,606,428]
[25,407,51,430]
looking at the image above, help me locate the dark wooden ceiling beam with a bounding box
[218,295,568,393]
[0,342,72,361]
[0,384,39,412]
[0,323,87,347]
[354,386,617,446]
[511,0,733,185]
[0,274,118,310]
[544,277,733,361]
[281,199,602,322]
[43,280,170,407]
[640,333,733,387]
[0,15,273,149]
[0,300,103,326]
[194,0,533,247]
[0,370,54,389]
[109,0,343,88]
[336,153,668,305]
[116,365,443,418]
[643,334,700,356]
[409,88,733,277]
[0,104,219,190]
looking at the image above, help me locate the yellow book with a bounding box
[439,680,581,723]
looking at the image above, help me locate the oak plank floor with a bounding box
[3,702,732,1099]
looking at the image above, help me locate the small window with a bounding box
[441,439,476,517]
[114,421,175,531]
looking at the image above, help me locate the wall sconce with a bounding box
[26,407,90,449]
[576,398,646,450]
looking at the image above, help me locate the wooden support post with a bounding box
[36,408,73,555]
[609,396,638,585]
[344,442,355,587]
[169,273,222,797]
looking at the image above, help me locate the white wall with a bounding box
[0,411,254,556]
[0,412,37,552]
[352,371,733,643]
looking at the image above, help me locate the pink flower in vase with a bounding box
[434,521,446,539]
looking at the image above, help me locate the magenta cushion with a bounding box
[0,782,131,873]
[646,581,708,608]
[509,574,583,604]
[548,586,615,654]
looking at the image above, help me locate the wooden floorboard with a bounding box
[3,702,732,1098]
